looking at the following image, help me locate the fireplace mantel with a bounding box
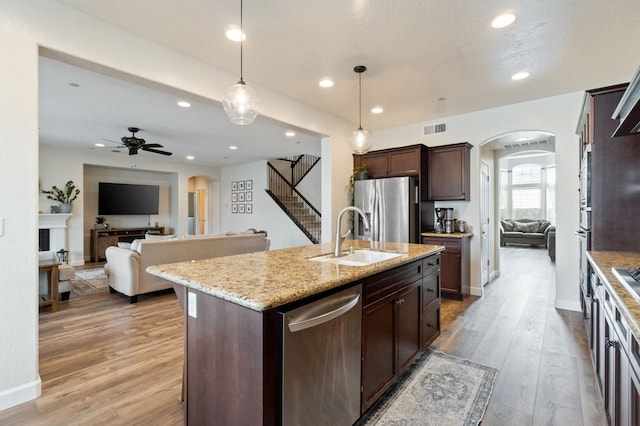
[38,213,72,229]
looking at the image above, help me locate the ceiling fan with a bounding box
[102,127,172,156]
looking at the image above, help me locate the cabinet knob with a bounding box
[395,298,405,306]
[605,337,619,349]
[426,323,434,328]
[427,288,434,293]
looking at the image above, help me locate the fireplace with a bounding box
[38,213,72,254]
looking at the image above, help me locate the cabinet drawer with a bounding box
[363,261,422,306]
[422,302,440,347]
[422,237,461,251]
[422,269,440,306]
[422,254,440,275]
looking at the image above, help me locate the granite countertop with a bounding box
[587,251,640,341]
[147,239,444,312]
[421,231,474,239]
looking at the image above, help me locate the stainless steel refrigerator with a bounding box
[354,177,418,243]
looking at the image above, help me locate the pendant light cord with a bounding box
[240,0,244,82]
[358,72,362,130]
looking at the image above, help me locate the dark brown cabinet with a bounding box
[354,144,424,179]
[90,226,164,261]
[577,84,640,252]
[587,258,640,426]
[422,236,470,300]
[427,142,472,201]
[422,254,441,348]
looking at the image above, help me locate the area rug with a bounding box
[71,267,108,296]
[359,349,497,426]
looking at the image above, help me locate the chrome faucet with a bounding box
[334,206,370,257]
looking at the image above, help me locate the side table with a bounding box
[39,260,60,312]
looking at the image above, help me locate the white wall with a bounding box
[372,92,584,309]
[1,0,353,410]
[220,161,313,250]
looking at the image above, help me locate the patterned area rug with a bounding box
[359,349,497,426]
[71,267,108,296]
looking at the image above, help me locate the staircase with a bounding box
[266,157,321,244]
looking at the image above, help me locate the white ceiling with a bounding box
[42,0,640,166]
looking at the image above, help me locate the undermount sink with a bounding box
[309,249,404,267]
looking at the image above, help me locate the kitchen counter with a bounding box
[421,231,473,238]
[147,239,444,312]
[587,250,640,340]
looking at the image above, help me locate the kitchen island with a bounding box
[148,239,443,425]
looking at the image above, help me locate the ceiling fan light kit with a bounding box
[223,0,260,125]
[349,65,372,154]
[116,127,172,156]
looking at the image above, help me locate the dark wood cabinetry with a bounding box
[90,226,164,261]
[586,258,640,426]
[427,142,472,201]
[577,84,640,252]
[361,261,423,412]
[421,254,441,347]
[422,236,470,300]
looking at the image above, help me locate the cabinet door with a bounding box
[630,368,640,426]
[361,152,388,178]
[423,303,440,348]
[98,236,119,260]
[388,147,420,176]
[427,144,471,201]
[604,311,630,426]
[362,293,396,412]
[440,248,461,295]
[396,281,421,373]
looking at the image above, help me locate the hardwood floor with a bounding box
[1,247,605,425]
[435,246,606,426]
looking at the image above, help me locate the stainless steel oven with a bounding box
[576,227,591,295]
[580,150,591,209]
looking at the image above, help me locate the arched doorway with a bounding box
[480,130,556,288]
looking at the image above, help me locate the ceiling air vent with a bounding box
[423,122,447,136]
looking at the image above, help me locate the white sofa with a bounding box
[104,232,270,303]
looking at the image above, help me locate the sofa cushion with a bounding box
[538,220,551,233]
[513,221,539,233]
[130,239,143,252]
[118,242,132,250]
[503,231,524,238]
[500,220,514,232]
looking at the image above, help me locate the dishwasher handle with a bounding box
[287,294,360,333]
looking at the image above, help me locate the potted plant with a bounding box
[354,161,368,180]
[95,216,108,229]
[41,180,80,213]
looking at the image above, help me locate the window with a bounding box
[512,164,541,185]
[512,188,541,218]
[499,160,555,222]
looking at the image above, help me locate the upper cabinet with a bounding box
[354,144,425,178]
[427,143,472,201]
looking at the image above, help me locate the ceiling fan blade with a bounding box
[142,143,163,148]
[142,147,173,156]
[101,138,121,144]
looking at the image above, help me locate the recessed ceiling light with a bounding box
[491,13,516,29]
[229,145,238,150]
[225,28,246,42]
[371,106,384,114]
[177,101,191,108]
[95,143,104,147]
[285,131,296,137]
[437,97,446,102]
[318,79,334,88]
[69,82,80,88]
[186,155,195,160]
[515,137,529,142]
[511,71,530,80]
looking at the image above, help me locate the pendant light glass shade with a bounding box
[223,80,260,125]
[350,65,371,154]
[223,0,259,125]
[350,127,372,154]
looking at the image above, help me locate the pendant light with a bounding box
[349,65,372,154]
[223,0,260,125]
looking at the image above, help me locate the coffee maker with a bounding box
[435,208,446,233]
[444,208,454,233]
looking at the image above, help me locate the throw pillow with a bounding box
[130,239,142,252]
[500,220,514,232]
[117,242,132,250]
[514,221,539,233]
[538,220,551,233]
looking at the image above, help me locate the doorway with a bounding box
[188,176,214,235]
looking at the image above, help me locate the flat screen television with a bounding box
[98,182,159,215]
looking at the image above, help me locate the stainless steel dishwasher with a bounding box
[280,284,362,426]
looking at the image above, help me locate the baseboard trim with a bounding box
[555,299,581,312]
[0,376,41,411]
[470,286,483,296]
